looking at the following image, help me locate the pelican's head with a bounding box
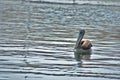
[74,29,85,49]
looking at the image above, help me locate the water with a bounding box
[0,0,120,80]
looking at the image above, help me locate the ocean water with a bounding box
[0,0,120,80]
[29,0,120,6]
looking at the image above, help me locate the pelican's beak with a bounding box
[75,30,85,49]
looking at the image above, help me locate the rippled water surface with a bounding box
[0,0,120,80]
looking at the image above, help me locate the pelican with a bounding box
[74,30,92,60]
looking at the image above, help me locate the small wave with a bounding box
[28,0,120,7]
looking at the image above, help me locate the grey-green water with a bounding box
[0,0,120,80]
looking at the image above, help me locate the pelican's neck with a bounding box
[74,30,85,49]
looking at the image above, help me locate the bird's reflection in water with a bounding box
[24,76,28,80]
[74,49,92,67]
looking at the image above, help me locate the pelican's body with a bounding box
[74,30,92,60]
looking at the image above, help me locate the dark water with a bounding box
[0,0,120,80]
